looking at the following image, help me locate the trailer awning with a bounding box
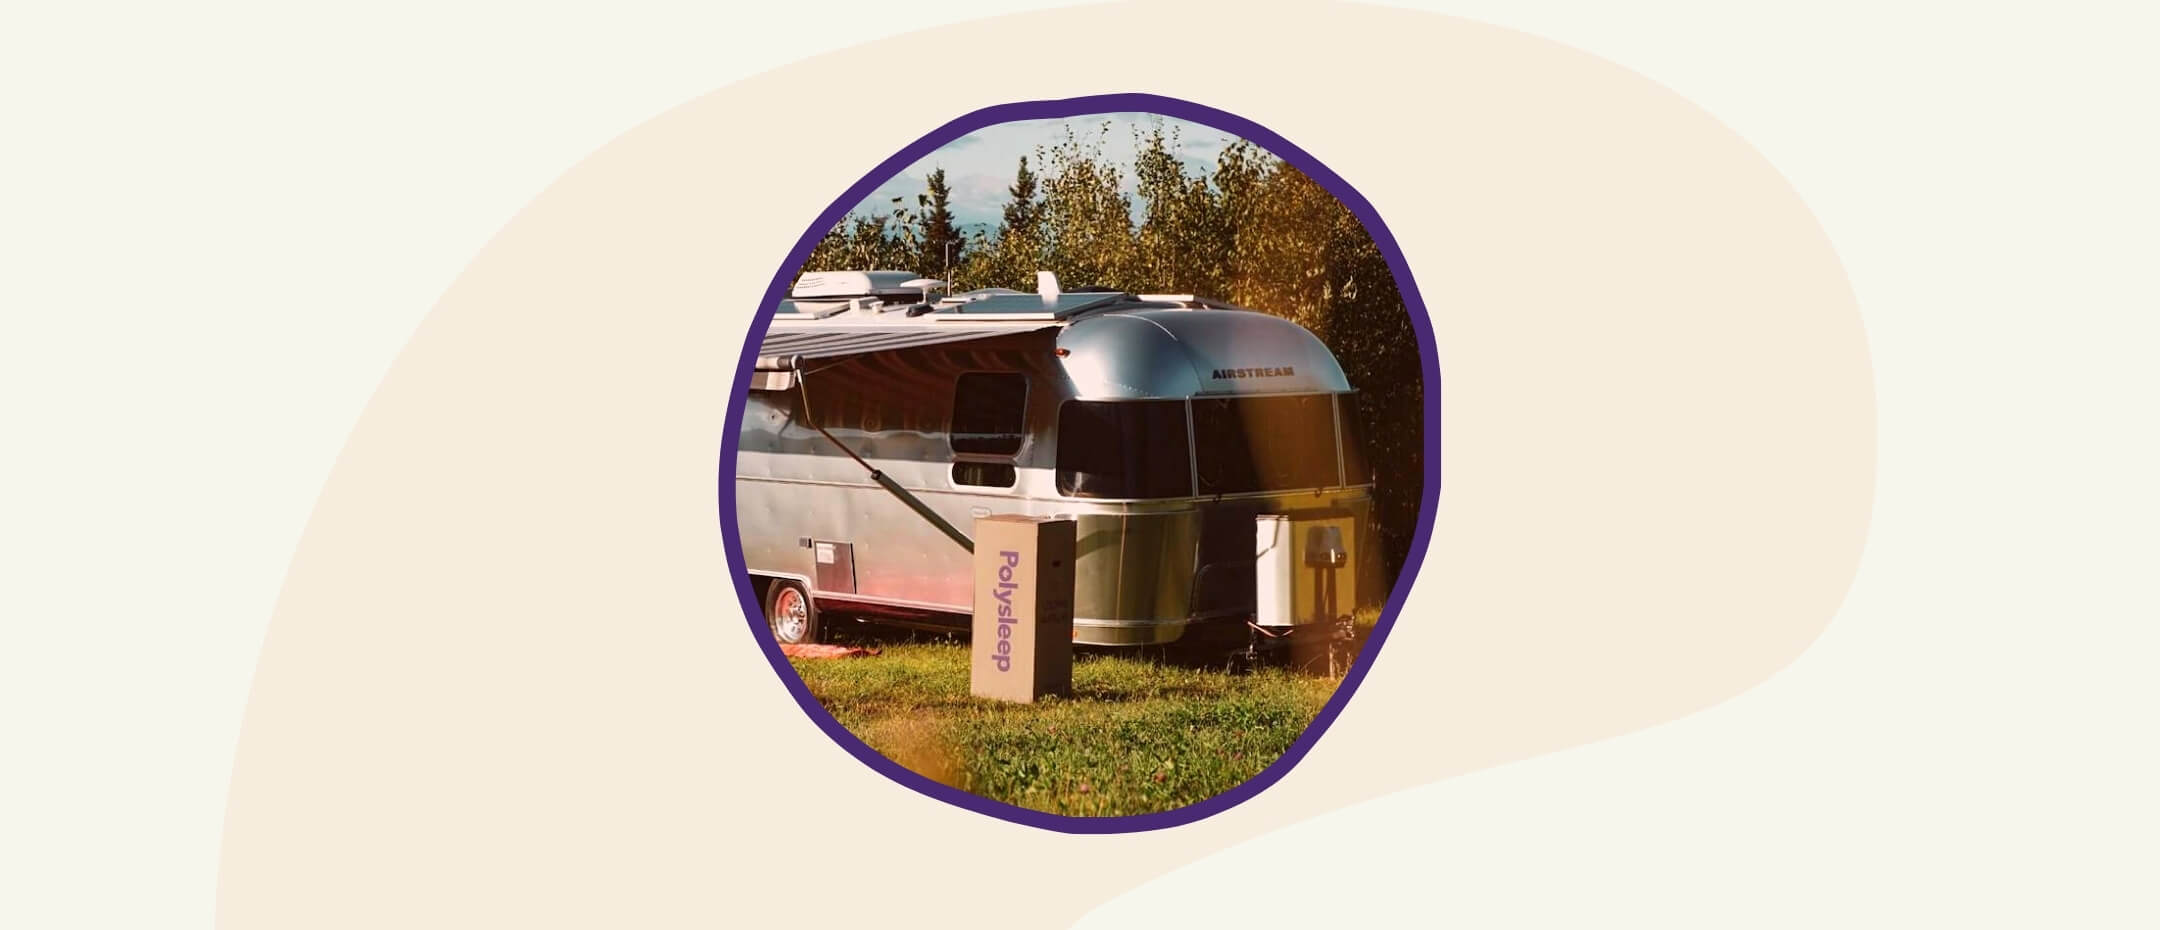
[753,324,1058,370]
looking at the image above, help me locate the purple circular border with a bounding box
[717,93,1441,834]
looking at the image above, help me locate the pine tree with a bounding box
[1000,156,1040,237]
[986,156,1046,289]
[918,168,963,281]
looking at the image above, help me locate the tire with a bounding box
[764,581,818,645]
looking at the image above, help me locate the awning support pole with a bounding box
[793,367,974,554]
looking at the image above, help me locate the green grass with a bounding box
[789,643,1345,817]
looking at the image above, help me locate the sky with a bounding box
[846,113,1248,230]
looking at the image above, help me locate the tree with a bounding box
[797,208,918,278]
[917,168,963,281]
[1132,123,1229,297]
[1001,156,1041,237]
[979,156,1046,289]
[1035,122,1135,289]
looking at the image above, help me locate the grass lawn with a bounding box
[789,642,1345,817]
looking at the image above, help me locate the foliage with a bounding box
[795,119,1427,580]
[802,210,916,273]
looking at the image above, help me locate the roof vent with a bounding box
[1036,270,1062,305]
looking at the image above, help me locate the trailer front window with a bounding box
[1192,394,1341,495]
[1056,400,1192,499]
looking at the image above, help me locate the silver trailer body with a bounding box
[736,273,1380,646]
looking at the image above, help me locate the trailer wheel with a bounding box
[765,581,818,645]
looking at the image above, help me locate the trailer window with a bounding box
[950,372,1027,455]
[1056,400,1193,499]
[952,461,1016,488]
[1192,394,1341,495]
[1338,392,1374,485]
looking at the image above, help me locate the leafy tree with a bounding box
[1035,122,1135,289]
[1131,123,1228,297]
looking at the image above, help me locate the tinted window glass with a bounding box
[950,372,1027,455]
[1337,393,1373,485]
[1056,400,1192,498]
[951,461,1016,488]
[1192,394,1341,495]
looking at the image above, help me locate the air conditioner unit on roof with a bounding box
[790,270,922,299]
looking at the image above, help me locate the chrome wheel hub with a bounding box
[772,588,809,643]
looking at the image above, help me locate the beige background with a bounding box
[216,2,1872,926]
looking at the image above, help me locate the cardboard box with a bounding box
[970,515,1075,703]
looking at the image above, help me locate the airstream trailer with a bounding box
[736,270,1381,650]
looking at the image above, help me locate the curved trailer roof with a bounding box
[755,290,1141,371]
[753,307,1352,401]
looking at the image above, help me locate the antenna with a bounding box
[1036,270,1061,306]
[901,277,945,305]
